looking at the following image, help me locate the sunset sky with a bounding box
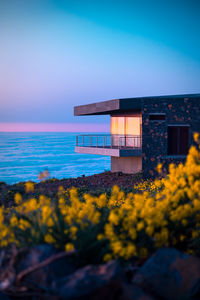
[0,0,200,131]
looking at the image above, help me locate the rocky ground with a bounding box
[0,171,143,207]
[0,245,200,300]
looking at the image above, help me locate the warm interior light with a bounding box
[111,115,142,147]
[111,117,125,135]
[111,115,141,135]
[125,116,141,135]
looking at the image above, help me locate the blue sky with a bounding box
[0,0,200,130]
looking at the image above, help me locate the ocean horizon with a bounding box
[0,132,110,185]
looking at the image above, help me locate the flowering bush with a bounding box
[0,133,200,265]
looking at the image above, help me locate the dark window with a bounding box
[168,126,189,155]
[149,114,166,121]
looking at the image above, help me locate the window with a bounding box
[149,114,166,121]
[111,115,142,147]
[168,126,189,155]
[111,115,141,136]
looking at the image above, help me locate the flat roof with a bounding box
[74,93,200,116]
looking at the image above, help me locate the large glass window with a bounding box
[125,116,141,135]
[111,116,125,135]
[111,115,142,147]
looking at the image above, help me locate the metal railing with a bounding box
[76,134,142,149]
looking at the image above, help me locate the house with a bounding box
[74,94,200,177]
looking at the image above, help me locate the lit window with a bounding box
[111,115,142,147]
[111,115,141,136]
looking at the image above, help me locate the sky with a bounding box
[0,0,200,131]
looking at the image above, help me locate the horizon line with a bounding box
[0,122,110,132]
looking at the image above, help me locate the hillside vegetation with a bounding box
[0,133,200,267]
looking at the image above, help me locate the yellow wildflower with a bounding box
[25,181,34,193]
[103,253,112,262]
[14,193,22,205]
[156,163,163,174]
[44,234,55,244]
[65,243,75,252]
[194,132,199,143]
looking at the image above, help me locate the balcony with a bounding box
[75,134,142,157]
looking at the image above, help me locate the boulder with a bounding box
[118,283,156,300]
[16,244,76,287]
[54,260,125,300]
[90,282,156,300]
[133,248,200,300]
[0,292,12,300]
[55,260,156,300]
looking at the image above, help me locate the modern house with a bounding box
[74,94,200,177]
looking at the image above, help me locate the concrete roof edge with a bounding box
[74,99,120,116]
[74,93,200,116]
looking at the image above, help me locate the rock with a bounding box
[16,244,76,287]
[133,248,200,300]
[89,282,156,300]
[118,283,156,300]
[0,292,12,300]
[54,260,125,300]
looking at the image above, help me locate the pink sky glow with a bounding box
[0,123,110,132]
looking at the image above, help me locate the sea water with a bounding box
[0,132,110,184]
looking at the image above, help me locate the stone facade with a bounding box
[142,96,200,177]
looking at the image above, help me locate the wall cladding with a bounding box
[142,97,200,178]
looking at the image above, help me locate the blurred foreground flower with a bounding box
[38,169,50,181]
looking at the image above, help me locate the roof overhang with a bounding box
[74,93,200,116]
[74,98,141,116]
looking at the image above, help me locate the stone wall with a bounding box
[142,97,200,177]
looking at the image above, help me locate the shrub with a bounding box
[0,133,200,265]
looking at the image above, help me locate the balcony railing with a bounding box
[76,134,142,149]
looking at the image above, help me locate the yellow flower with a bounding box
[0,208,4,224]
[137,221,144,231]
[58,186,64,195]
[65,243,75,252]
[108,211,119,225]
[97,234,104,240]
[180,235,185,241]
[28,198,38,211]
[125,243,137,259]
[10,215,18,226]
[182,219,188,226]
[47,218,54,227]
[96,194,107,208]
[25,181,34,193]
[103,253,112,262]
[70,226,78,239]
[19,219,30,230]
[14,193,22,205]
[194,132,199,143]
[192,231,198,239]
[156,163,163,174]
[145,226,154,236]
[44,234,55,244]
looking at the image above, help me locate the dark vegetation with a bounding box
[0,171,143,207]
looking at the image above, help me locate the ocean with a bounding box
[0,132,110,185]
